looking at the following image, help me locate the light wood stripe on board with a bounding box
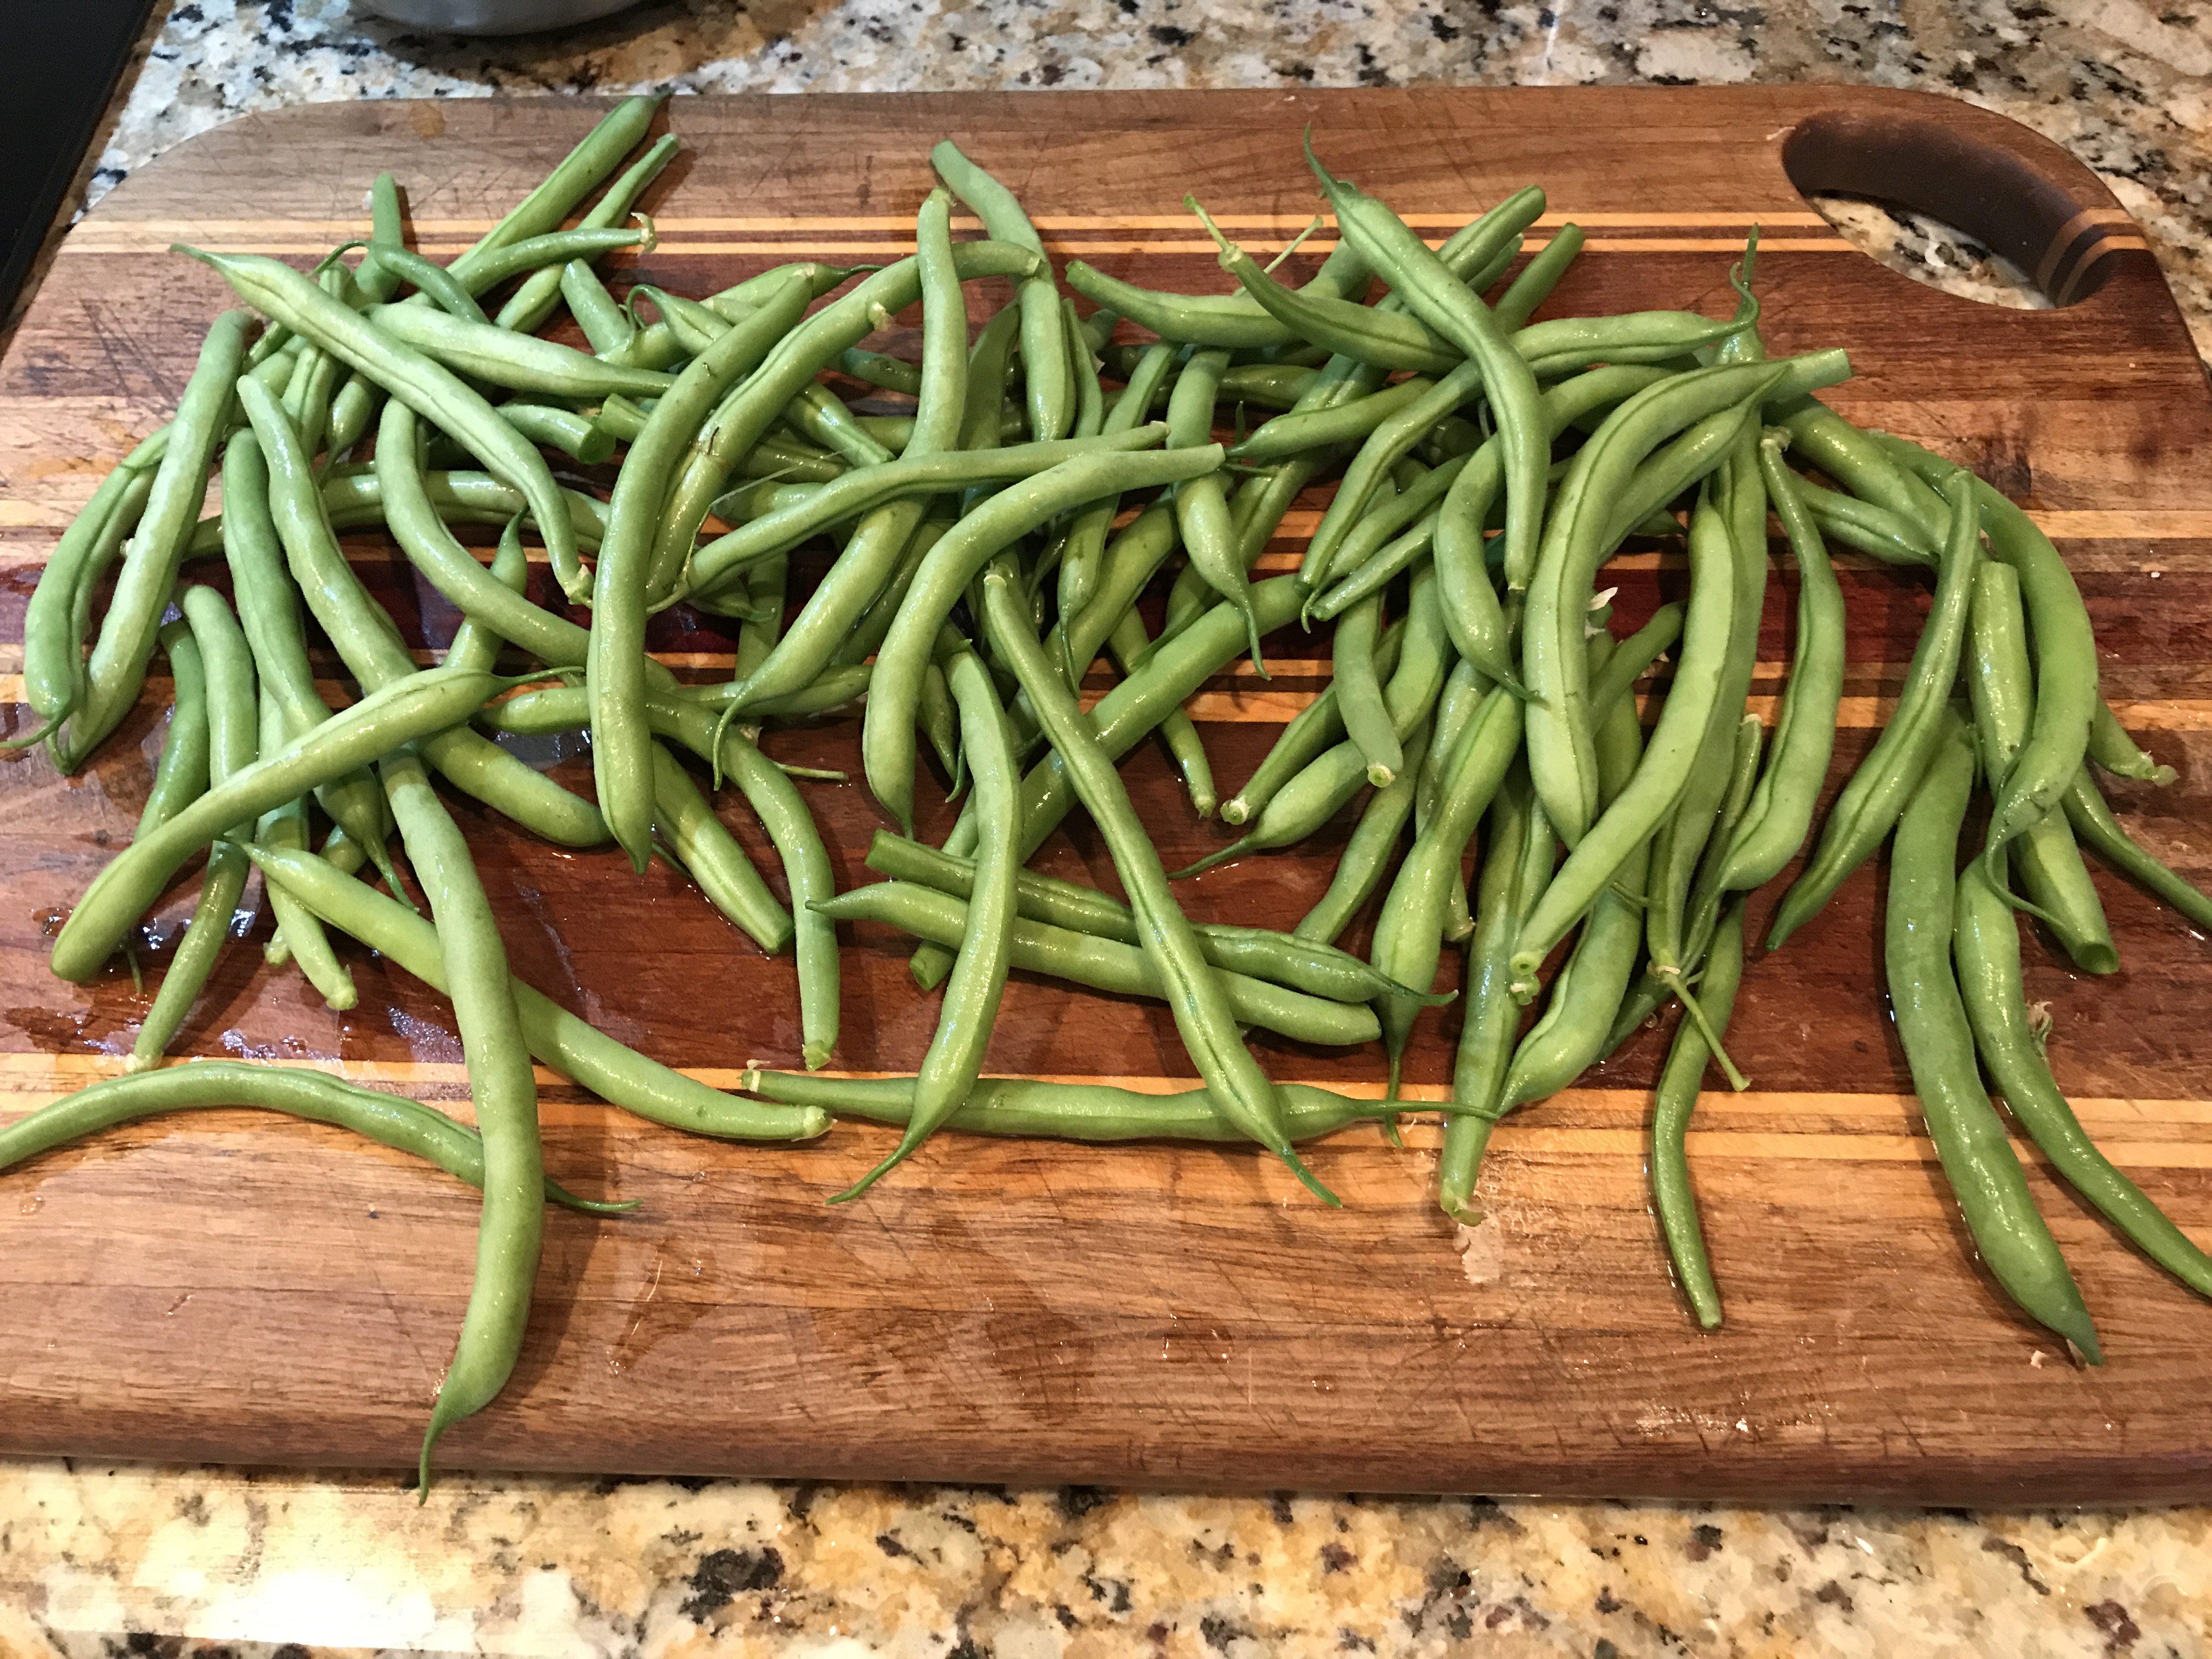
[57,208,1844,246]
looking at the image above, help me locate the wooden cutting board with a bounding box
[3,88,2210,1504]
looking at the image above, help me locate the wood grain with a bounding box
[3,88,2212,1502]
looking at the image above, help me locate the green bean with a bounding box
[1888,712,2101,1360]
[817,881,1379,1049]
[1165,348,1267,668]
[133,588,259,1068]
[1955,849,2212,1296]
[642,698,840,1069]
[1061,231,1373,351]
[246,843,828,1147]
[2063,768,2212,930]
[839,347,924,396]
[1218,362,1317,410]
[1768,466,1982,952]
[448,95,661,288]
[1222,623,1404,827]
[1305,150,1548,597]
[648,745,795,955]
[365,303,675,400]
[1059,346,1178,650]
[1521,363,1788,843]
[1510,481,1740,997]
[1711,438,1846,894]
[563,262,634,354]
[746,1068,1429,1144]
[496,129,680,335]
[864,447,1224,836]
[0,1060,630,1214]
[1651,901,1746,1330]
[1773,397,1949,529]
[688,430,1168,598]
[932,140,1071,440]
[706,260,874,317]
[187,252,597,610]
[367,246,490,325]
[354,172,408,304]
[1369,687,1522,1091]
[839,654,1019,1203]
[1881,437,2101,872]
[1332,592,1402,787]
[1104,605,1214,816]
[1305,361,1485,591]
[1789,472,1939,569]
[1310,451,1465,616]
[11,433,165,754]
[864,830,1434,1006]
[1644,438,1768,1022]
[1295,719,1430,947]
[1500,638,1652,1110]
[219,428,399,872]
[53,665,507,983]
[2088,699,2177,787]
[975,566,1336,1200]
[1492,223,1582,330]
[1438,763,1554,1222]
[254,688,356,1010]
[1965,560,2117,974]
[137,622,208,837]
[67,312,255,769]
[1230,375,1437,464]
[1185,187,1540,370]
[1178,566,1449,876]
[244,380,610,848]
[496,403,616,464]
[730,549,789,686]
[371,409,585,674]
[917,657,960,783]
[388,229,638,307]
[380,744,544,1494]
[1587,602,1683,720]
[585,273,817,872]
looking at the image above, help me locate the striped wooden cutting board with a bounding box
[1,88,2209,1502]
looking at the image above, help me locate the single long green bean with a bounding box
[132,588,258,1069]
[2063,769,2212,930]
[1768,466,1982,951]
[381,745,544,1494]
[1888,712,2100,1360]
[932,140,1071,441]
[0,1061,630,1215]
[1651,901,1747,1330]
[69,312,255,769]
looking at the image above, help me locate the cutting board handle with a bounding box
[1781,101,2131,305]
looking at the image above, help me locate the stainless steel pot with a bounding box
[352,0,644,35]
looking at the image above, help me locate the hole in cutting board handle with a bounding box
[1782,105,2128,307]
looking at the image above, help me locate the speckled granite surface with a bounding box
[7,1463,2209,1655]
[6,2,2211,1654]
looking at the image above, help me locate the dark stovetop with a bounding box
[1,1,162,323]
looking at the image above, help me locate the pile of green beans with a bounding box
[15,111,2212,1483]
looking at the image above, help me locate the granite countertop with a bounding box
[5,1,2212,1654]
